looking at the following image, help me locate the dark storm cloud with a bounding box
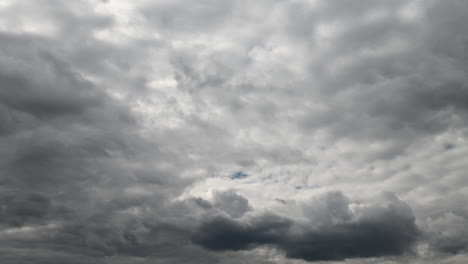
[0,193,63,227]
[0,52,99,115]
[192,213,291,251]
[280,213,418,261]
[193,192,420,261]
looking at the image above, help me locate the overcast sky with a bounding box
[1,0,468,263]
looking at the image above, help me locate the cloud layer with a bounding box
[1,0,468,263]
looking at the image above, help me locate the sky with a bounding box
[1,0,468,263]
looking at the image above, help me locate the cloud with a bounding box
[213,189,253,218]
[425,213,468,254]
[1,0,468,263]
[193,192,419,261]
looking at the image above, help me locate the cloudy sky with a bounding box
[1,0,468,263]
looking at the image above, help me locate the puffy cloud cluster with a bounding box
[193,192,419,261]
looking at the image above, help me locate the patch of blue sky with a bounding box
[230,171,249,180]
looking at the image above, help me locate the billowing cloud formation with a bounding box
[193,192,419,261]
[213,189,253,218]
[1,0,468,263]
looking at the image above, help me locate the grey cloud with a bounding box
[0,56,101,119]
[2,0,468,263]
[301,191,352,224]
[193,192,420,261]
[213,190,253,218]
[192,212,292,251]
[0,193,59,227]
[425,213,468,254]
[141,0,236,34]
[0,3,192,263]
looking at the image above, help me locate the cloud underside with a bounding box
[193,192,419,261]
[1,0,468,263]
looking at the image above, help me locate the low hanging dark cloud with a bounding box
[193,192,420,261]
